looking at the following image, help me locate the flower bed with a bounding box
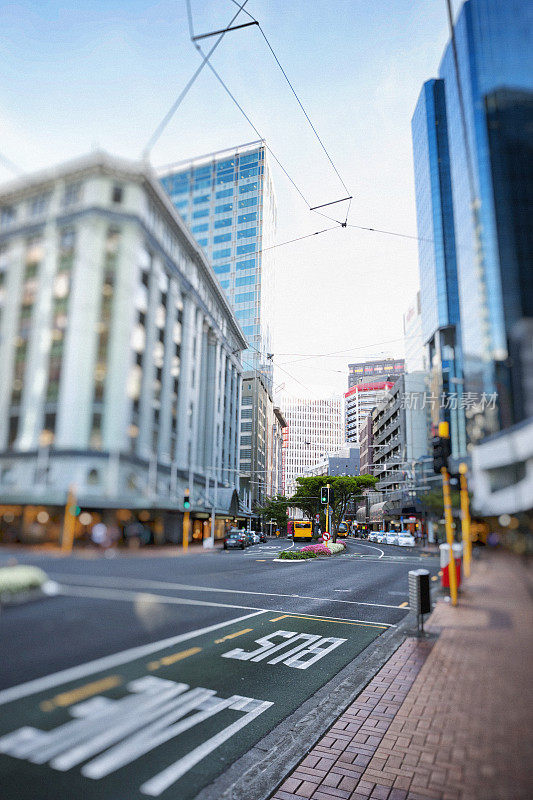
[278,550,317,560]
[0,565,48,598]
[328,541,346,554]
[299,543,332,556]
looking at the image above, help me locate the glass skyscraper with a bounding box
[437,0,532,440]
[412,78,466,456]
[159,140,276,387]
[413,0,532,446]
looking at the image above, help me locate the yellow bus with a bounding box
[293,520,313,540]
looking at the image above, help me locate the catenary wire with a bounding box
[143,0,251,157]
[227,0,352,198]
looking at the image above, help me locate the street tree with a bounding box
[288,475,377,539]
[256,494,290,534]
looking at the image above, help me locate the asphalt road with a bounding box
[0,538,439,800]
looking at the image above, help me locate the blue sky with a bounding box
[0,0,455,396]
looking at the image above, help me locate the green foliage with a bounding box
[288,475,377,538]
[278,550,317,560]
[256,494,289,533]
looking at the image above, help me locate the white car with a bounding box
[386,532,398,546]
[375,531,387,544]
[367,531,377,542]
[251,533,260,544]
[397,532,416,547]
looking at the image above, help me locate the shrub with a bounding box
[299,544,332,556]
[327,542,346,554]
[278,550,317,560]
[0,565,48,596]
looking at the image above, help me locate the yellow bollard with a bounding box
[182,511,190,551]
[441,467,458,606]
[62,486,77,553]
[459,463,472,578]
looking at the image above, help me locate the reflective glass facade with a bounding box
[438,0,532,439]
[160,142,276,387]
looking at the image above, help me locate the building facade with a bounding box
[159,140,276,385]
[267,406,287,498]
[305,446,360,478]
[348,358,404,389]
[358,416,374,476]
[345,381,395,445]
[411,77,466,457]
[280,396,344,497]
[239,370,274,512]
[437,0,532,441]
[0,152,246,545]
[403,291,426,374]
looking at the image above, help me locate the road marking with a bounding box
[0,610,266,708]
[39,675,122,712]
[214,628,254,644]
[50,573,406,611]
[267,614,388,630]
[349,542,384,558]
[51,584,397,628]
[256,559,266,562]
[398,601,409,608]
[147,648,202,671]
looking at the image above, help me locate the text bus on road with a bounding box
[293,520,313,540]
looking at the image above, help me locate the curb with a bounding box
[195,611,419,800]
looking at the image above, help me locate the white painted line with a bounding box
[50,574,408,611]
[349,542,384,559]
[0,610,266,708]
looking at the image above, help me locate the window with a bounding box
[236,243,255,255]
[215,203,233,214]
[112,185,123,204]
[214,233,231,244]
[197,238,208,247]
[219,279,230,289]
[239,182,257,194]
[216,188,233,199]
[236,291,255,304]
[29,193,50,216]
[236,258,255,270]
[238,197,257,208]
[192,209,209,219]
[214,217,232,228]
[0,206,16,226]
[238,212,257,224]
[62,181,82,207]
[235,274,255,287]
[193,195,209,205]
[213,248,231,259]
[237,228,256,239]
[214,263,230,274]
[192,223,209,233]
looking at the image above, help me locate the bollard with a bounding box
[439,543,463,590]
[409,569,431,634]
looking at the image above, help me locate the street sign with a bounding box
[322,531,331,542]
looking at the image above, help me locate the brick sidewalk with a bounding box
[271,553,533,800]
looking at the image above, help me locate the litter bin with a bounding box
[408,569,431,632]
[439,543,463,589]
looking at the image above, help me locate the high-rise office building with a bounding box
[280,396,344,497]
[346,358,405,445]
[403,291,425,374]
[348,358,404,389]
[437,0,532,441]
[0,153,246,545]
[159,140,276,385]
[411,78,466,456]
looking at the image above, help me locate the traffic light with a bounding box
[432,436,451,474]
[320,487,328,505]
[67,504,80,517]
[183,490,190,510]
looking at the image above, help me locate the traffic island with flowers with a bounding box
[0,565,50,606]
[275,541,346,561]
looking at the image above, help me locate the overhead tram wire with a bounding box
[143,0,252,157]
[227,0,352,200]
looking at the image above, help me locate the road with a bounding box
[0,538,439,800]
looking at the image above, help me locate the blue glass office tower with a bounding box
[437,0,533,441]
[159,141,276,388]
[412,79,466,457]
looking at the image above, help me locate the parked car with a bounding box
[375,531,388,544]
[397,532,416,547]
[367,531,377,542]
[386,532,398,546]
[224,531,247,550]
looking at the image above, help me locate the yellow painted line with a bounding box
[147,647,202,671]
[269,615,289,622]
[40,675,122,711]
[256,559,266,562]
[398,601,409,608]
[272,614,388,630]
[431,575,438,582]
[214,628,254,644]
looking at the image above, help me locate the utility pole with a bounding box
[459,462,472,577]
[441,464,458,606]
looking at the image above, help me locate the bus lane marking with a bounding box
[147,647,202,671]
[214,628,254,644]
[39,675,123,712]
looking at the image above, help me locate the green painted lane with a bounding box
[0,610,386,800]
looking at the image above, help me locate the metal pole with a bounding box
[325,483,330,536]
[459,463,472,577]
[441,467,458,606]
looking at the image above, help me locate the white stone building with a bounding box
[280,396,344,497]
[0,152,246,545]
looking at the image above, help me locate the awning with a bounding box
[369,501,391,522]
[356,506,367,523]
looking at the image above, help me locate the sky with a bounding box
[0,0,456,398]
